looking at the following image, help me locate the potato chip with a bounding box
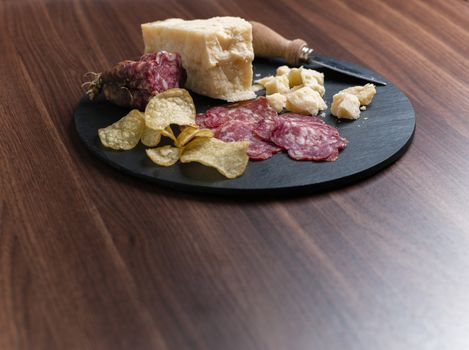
[160,126,177,142]
[180,138,249,179]
[145,88,196,130]
[141,128,161,147]
[176,126,214,147]
[146,146,181,167]
[98,109,145,150]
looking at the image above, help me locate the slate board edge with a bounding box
[74,114,414,197]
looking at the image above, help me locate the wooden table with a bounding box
[1,0,469,349]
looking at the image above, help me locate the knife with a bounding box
[250,21,387,86]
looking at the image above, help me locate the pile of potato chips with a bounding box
[98,88,249,179]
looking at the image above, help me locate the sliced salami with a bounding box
[195,113,207,128]
[214,119,281,160]
[253,117,277,141]
[203,107,232,128]
[254,113,325,141]
[200,97,276,129]
[278,113,326,125]
[269,114,347,161]
[196,97,281,160]
[196,99,347,162]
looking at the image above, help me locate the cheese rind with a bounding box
[142,17,255,102]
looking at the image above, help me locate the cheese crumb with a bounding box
[302,80,325,97]
[259,65,326,116]
[266,75,290,95]
[341,83,376,105]
[286,86,327,116]
[251,84,264,93]
[331,92,361,120]
[276,65,291,76]
[288,68,302,87]
[256,75,290,95]
[300,67,324,86]
[255,76,273,86]
[287,67,324,87]
[266,93,286,112]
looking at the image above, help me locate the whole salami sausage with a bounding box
[84,51,186,110]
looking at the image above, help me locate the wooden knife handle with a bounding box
[250,21,310,65]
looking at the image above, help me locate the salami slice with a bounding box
[196,97,281,160]
[269,114,347,161]
[203,107,232,128]
[253,117,277,141]
[277,113,326,125]
[214,119,281,160]
[195,113,207,128]
[254,113,325,141]
[199,97,276,129]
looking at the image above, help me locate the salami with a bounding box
[135,51,186,93]
[269,114,347,161]
[253,117,277,141]
[255,113,326,140]
[85,51,186,110]
[196,97,281,160]
[214,119,281,160]
[202,98,276,126]
[196,99,347,162]
[195,113,207,128]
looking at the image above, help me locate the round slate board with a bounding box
[74,57,415,195]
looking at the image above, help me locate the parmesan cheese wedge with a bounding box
[142,17,256,102]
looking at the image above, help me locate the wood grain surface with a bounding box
[1,0,469,349]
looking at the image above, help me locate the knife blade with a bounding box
[306,51,387,86]
[251,21,387,86]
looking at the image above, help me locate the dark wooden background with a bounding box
[1,0,469,349]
